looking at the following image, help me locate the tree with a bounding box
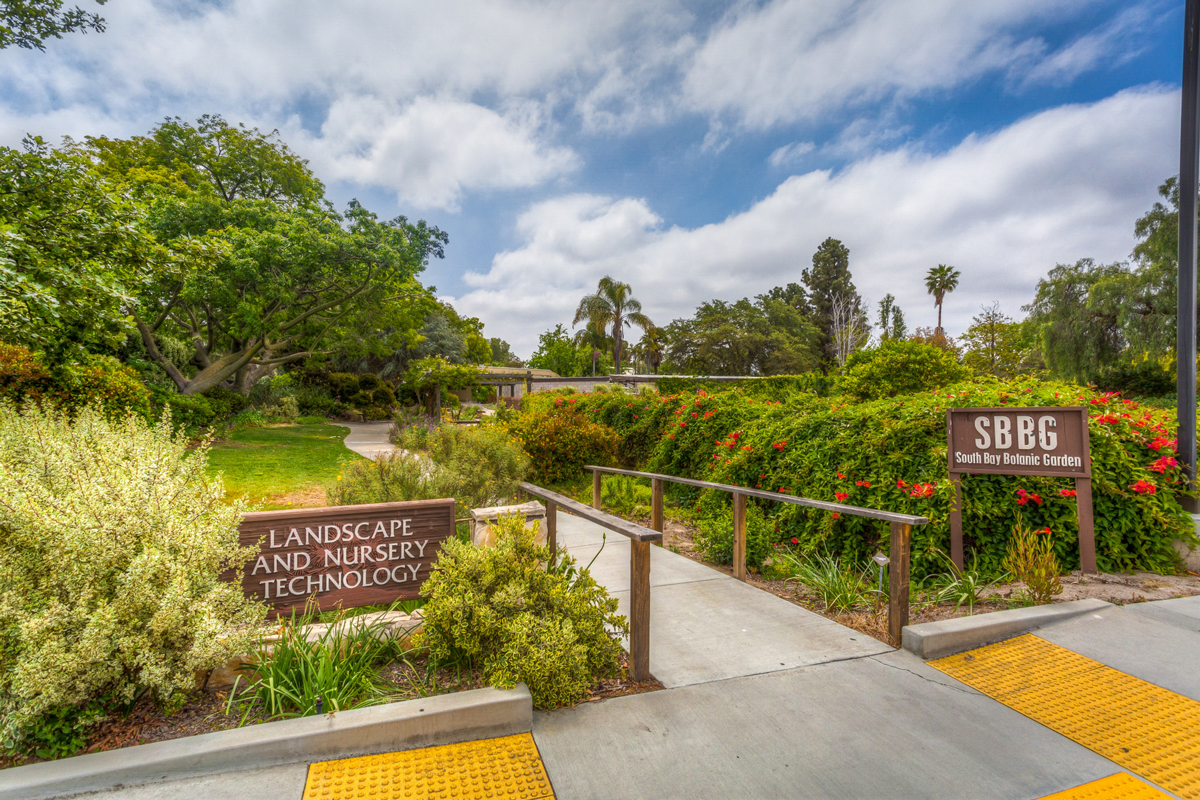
[528,325,586,377]
[0,0,106,51]
[572,320,611,377]
[488,338,523,368]
[959,303,1029,377]
[662,296,820,376]
[924,264,961,335]
[876,293,907,341]
[572,276,652,372]
[829,292,870,368]
[802,238,865,368]
[1023,259,1125,382]
[637,326,663,374]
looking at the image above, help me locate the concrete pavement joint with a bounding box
[867,655,982,696]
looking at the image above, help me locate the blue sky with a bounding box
[0,0,1184,357]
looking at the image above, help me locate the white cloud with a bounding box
[292,97,578,211]
[767,141,815,168]
[449,87,1178,357]
[682,0,1115,128]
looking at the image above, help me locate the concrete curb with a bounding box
[902,598,1113,660]
[0,684,532,800]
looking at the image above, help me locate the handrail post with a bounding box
[732,491,747,581]
[888,521,912,647]
[651,478,664,540]
[592,469,602,510]
[630,540,651,681]
[546,500,557,567]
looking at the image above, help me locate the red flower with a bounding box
[667,434,675,439]
[909,483,935,498]
[1148,456,1177,473]
[791,537,799,544]
[832,513,840,520]
[633,415,639,419]
[1131,480,1157,495]
[835,491,850,501]
[896,479,908,489]
[855,480,872,488]
[838,472,846,479]
[1093,414,1119,424]
[679,421,687,427]
[759,474,766,479]
[691,412,698,418]
[1059,489,1077,498]
[742,445,753,451]
[1148,437,1174,452]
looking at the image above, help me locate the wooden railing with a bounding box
[584,466,929,645]
[517,481,661,681]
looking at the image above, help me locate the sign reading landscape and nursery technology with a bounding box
[232,499,456,617]
[946,407,1096,574]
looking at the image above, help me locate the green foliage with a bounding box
[404,357,480,391]
[918,552,1002,613]
[600,475,653,518]
[0,404,264,754]
[230,605,409,720]
[572,275,653,373]
[1093,358,1176,399]
[802,238,865,365]
[488,337,524,368]
[1005,517,1063,604]
[528,324,594,377]
[0,342,151,419]
[419,514,627,709]
[782,553,873,612]
[661,295,820,376]
[876,293,908,341]
[1024,259,1130,382]
[839,340,969,400]
[502,399,620,484]
[694,502,776,568]
[0,0,107,51]
[959,304,1031,378]
[330,423,529,512]
[656,373,831,399]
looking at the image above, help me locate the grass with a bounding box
[206,423,363,509]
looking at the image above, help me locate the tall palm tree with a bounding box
[924,264,961,335]
[573,276,653,373]
[637,326,663,374]
[573,320,611,377]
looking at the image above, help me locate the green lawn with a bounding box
[206,423,363,510]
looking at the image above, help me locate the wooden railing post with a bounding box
[651,478,664,540]
[888,521,912,647]
[630,540,651,681]
[546,500,557,566]
[592,469,602,510]
[732,491,747,581]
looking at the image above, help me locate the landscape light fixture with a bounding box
[872,552,890,594]
[1179,0,1200,513]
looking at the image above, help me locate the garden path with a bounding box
[340,422,397,461]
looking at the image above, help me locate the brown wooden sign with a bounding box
[946,408,1095,574]
[232,498,455,617]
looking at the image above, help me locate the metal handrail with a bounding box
[584,465,929,526]
[518,480,657,681]
[584,464,926,646]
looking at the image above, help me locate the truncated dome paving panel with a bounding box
[1036,772,1173,800]
[930,634,1200,799]
[301,733,555,799]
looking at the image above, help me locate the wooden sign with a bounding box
[947,408,1096,574]
[231,498,456,617]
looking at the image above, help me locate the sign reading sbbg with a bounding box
[948,407,1090,477]
[232,498,455,617]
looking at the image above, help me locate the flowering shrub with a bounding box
[0,343,151,420]
[502,401,619,485]
[419,514,627,709]
[838,340,970,401]
[0,404,264,756]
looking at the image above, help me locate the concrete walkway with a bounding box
[62,514,1200,799]
[340,421,397,461]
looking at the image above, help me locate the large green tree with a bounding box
[959,303,1029,377]
[1024,259,1126,382]
[662,295,820,376]
[802,238,865,368]
[572,276,652,372]
[0,0,105,50]
[528,324,592,377]
[924,263,961,334]
[876,293,907,341]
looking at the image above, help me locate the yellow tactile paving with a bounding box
[301,733,554,800]
[931,635,1200,800]
[1036,772,1174,800]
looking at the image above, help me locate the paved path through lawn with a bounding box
[340,421,397,461]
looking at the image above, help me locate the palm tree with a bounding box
[573,320,611,377]
[637,326,663,374]
[573,276,653,373]
[924,264,961,335]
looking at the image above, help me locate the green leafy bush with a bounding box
[502,399,619,484]
[0,343,151,420]
[657,373,831,399]
[419,515,627,708]
[1093,358,1175,399]
[330,422,529,511]
[0,404,264,756]
[839,340,969,401]
[694,502,777,569]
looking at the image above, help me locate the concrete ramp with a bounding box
[555,514,890,688]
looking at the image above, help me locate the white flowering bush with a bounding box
[0,403,265,755]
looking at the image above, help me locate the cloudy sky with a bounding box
[0,0,1183,357]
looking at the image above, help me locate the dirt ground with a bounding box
[646,513,1200,645]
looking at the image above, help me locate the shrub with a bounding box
[1005,518,1063,604]
[839,340,969,401]
[328,372,361,399]
[295,385,345,418]
[694,502,777,569]
[0,343,151,420]
[330,422,529,512]
[418,514,627,708]
[357,373,381,391]
[0,404,264,755]
[157,390,216,432]
[657,373,832,399]
[1093,359,1175,399]
[782,554,873,612]
[372,385,397,407]
[503,401,619,484]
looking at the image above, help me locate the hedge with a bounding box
[0,343,151,420]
